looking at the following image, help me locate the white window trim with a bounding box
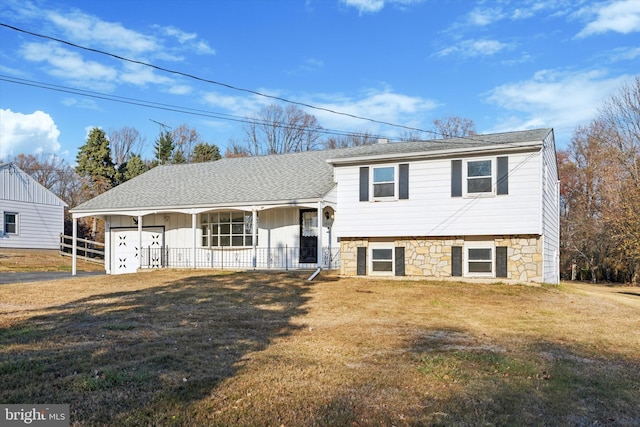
[463,241,495,277]
[463,158,495,198]
[4,212,18,235]
[369,243,395,276]
[370,164,399,201]
[200,211,256,248]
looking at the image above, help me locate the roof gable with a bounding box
[0,163,68,207]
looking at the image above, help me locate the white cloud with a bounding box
[576,0,640,37]
[609,46,640,61]
[199,87,437,138]
[484,69,632,140]
[467,7,505,26]
[46,10,159,54]
[341,0,422,14]
[342,0,385,13]
[166,85,193,95]
[312,88,438,136]
[436,39,510,58]
[21,42,118,90]
[0,109,61,159]
[61,98,100,110]
[160,26,216,55]
[119,63,173,87]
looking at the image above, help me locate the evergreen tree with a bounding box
[119,154,148,182]
[192,142,222,163]
[154,130,175,165]
[75,127,116,193]
[172,149,187,164]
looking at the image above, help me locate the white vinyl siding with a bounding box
[541,131,560,284]
[0,165,66,250]
[334,150,542,238]
[0,201,64,249]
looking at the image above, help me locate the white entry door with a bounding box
[112,228,164,275]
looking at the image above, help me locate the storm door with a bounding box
[299,209,318,263]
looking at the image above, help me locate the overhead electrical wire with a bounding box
[0,22,441,138]
[0,75,384,141]
[0,22,543,147]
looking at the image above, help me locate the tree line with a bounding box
[558,76,640,284]
[13,81,632,286]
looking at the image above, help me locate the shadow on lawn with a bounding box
[0,271,312,425]
[311,326,640,426]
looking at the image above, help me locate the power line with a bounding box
[0,22,441,138]
[0,22,543,148]
[0,75,386,141]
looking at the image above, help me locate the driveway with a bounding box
[0,271,105,284]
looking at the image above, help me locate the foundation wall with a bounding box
[340,235,543,283]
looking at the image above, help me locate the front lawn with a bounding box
[1,271,639,426]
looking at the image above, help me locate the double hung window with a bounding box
[372,166,395,198]
[467,160,492,194]
[4,213,17,234]
[464,242,494,276]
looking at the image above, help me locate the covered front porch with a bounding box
[71,201,338,275]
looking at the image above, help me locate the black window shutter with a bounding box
[452,246,462,277]
[357,247,366,275]
[496,246,508,278]
[399,164,409,200]
[359,167,369,201]
[451,160,462,197]
[395,247,405,276]
[497,156,509,195]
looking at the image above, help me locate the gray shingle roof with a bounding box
[71,128,552,213]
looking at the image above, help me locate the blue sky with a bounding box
[1,0,639,163]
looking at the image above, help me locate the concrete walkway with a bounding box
[0,271,105,284]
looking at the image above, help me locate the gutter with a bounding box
[327,140,542,166]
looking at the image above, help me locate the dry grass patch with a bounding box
[0,249,103,273]
[1,271,639,426]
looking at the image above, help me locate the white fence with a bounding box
[140,246,340,271]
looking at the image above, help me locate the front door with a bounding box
[299,209,317,263]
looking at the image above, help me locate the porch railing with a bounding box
[140,246,340,271]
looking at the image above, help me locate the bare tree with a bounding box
[433,116,476,139]
[323,131,378,149]
[171,124,201,161]
[242,104,323,155]
[108,126,144,167]
[397,129,426,142]
[597,76,640,283]
[12,153,66,189]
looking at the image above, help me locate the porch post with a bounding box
[192,213,197,269]
[137,215,143,269]
[72,217,77,276]
[252,208,257,269]
[317,202,323,269]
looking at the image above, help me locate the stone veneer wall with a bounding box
[340,235,543,282]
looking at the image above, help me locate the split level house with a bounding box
[0,163,67,250]
[70,128,560,284]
